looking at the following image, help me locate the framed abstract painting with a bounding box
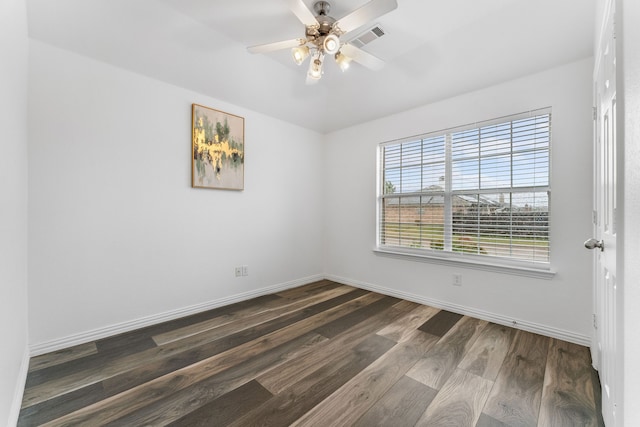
[192,103,245,190]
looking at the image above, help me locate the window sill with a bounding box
[373,246,556,279]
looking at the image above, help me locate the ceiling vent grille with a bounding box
[349,24,385,48]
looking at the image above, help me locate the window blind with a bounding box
[379,108,551,265]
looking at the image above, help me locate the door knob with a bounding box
[584,238,604,251]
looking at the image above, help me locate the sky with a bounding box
[382,114,550,209]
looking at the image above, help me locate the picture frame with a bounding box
[191,103,245,190]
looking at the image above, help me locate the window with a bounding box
[378,109,551,269]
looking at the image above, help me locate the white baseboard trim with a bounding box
[8,346,30,427]
[325,274,591,347]
[29,274,324,356]
[28,272,590,356]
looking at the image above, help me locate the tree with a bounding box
[384,180,396,194]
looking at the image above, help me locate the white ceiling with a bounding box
[26,0,595,133]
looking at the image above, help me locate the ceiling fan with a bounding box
[247,0,398,84]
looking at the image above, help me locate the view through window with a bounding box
[378,109,551,265]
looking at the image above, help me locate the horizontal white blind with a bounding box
[379,109,551,265]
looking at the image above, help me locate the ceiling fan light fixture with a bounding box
[322,34,340,55]
[335,51,352,71]
[291,45,310,65]
[307,53,324,80]
[248,0,397,83]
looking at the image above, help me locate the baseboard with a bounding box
[325,274,591,347]
[7,346,30,426]
[28,271,590,356]
[29,274,324,356]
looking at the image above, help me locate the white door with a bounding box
[590,1,621,425]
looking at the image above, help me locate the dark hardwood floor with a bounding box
[18,280,605,426]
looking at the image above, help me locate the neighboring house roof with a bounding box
[385,186,503,209]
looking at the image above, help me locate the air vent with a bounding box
[349,24,385,48]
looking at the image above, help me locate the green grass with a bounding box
[381,222,549,249]
[383,223,443,235]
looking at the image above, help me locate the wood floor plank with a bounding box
[415,368,494,427]
[152,311,272,347]
[475,413,511,427]
[590,368,606,427]
[24,352,109,391]
[312,295,402,338]
[37,290,384,424]
[257,298,414,394]
[43,289,374,413]
[275,280,344,299]
[98,335,269,396]
[17,382,105,426]
[230,334,396,427]
[538,339,598,427]
[152,287,370,355]
[377,304,440,343]
[96,335,157,358]
[459,322,515,381]
[152,293,284,331]
[28,342,98,372]
[93,293,284,352]
[18,281,603,427]
[101,333,327,427]
[407,316,488,389]
[165,380,273,427]
[152,284,356,345]
[290,329,439,427]
[25,286,302,390]
[43,332,324,426]
[418,309,463,337]
[353,375,438,427]
[23,293,285,389]
[22,288,370,408]
[103,292,285,350]
[482,330,550,426]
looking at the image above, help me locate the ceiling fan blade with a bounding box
[284,0,319,27]
[340,44,385,71]
[247,38,305,54]
[334,0,398,34]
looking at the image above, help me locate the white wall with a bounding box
[324,58,595,343]
[27,41,325,347]
[0,0,30,424]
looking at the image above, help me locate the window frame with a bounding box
[375,108,555,278]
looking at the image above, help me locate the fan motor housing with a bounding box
[312,1,336,36]
[313,1,331,15]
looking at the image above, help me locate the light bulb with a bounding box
[309,61,322,79]
[323,34,340,55]
[307,53,323,80]
[291,45,309,65]
[335,52,352,72]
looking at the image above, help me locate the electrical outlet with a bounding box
[235,267,242,277]
[452,273,462,286]
[242,265,249,276]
